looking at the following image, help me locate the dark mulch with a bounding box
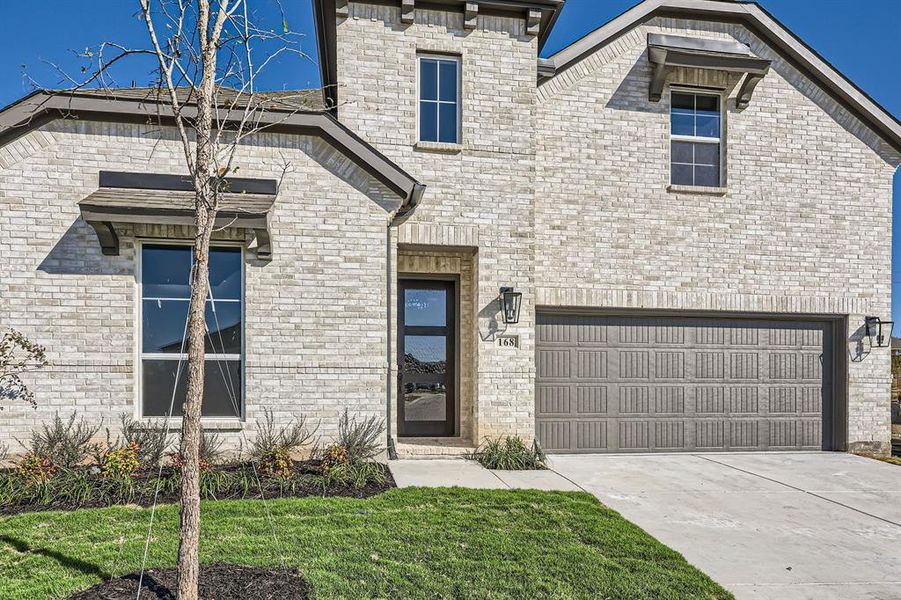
[0,460,394,515]
[67,563,311,600]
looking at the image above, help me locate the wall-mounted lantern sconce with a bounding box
[500,287,522,325]
[864,316,894,348]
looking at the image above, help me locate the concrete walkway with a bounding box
[549,452,901,600]
[389,459,581,491]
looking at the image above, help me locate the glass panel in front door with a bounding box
[404,288,447,326]
[403,335,447,422]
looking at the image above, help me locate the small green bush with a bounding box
[250,409,317,477]
[16,453,57,484]
[119,414,170,469]
[472,436,546,470]
[102,442,140,479]
[24,413,101,468]
[321,444,350,474]
[324,461,388,489]
[337,409,384,463]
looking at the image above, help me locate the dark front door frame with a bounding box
[398,277,458,437]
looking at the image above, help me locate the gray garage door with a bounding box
[536,313,833,453]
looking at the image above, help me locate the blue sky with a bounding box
[1,0,898,321]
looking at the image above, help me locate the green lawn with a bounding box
[0,488,732,599]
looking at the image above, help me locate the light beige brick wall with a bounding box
[0,119,400,452]
[535,17,901,452]
[336,2,539,441]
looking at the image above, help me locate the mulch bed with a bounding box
[0,460,394,516]
[67,563,310,599]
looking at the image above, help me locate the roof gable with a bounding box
[0,90,425,217]
[539,0,901,154]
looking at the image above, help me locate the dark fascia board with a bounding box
[539,0,901,154]
[98,171,278,195]
[0,91,426,210]
[312,0,564,115]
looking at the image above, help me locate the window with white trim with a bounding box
[418,55,460,144]
[140,244,243,418]
[670,91,722,187]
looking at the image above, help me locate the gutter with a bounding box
[384,182,426,459]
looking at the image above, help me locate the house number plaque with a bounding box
[496,335,520,348]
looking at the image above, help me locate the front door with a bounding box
[398,279,456,437]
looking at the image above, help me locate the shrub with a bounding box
[200,430,224,468]
[25,413,101,468]
[324,461,387,489]
[472,436,546,470]
[119,414,170,469]
[102,442,140,479]
[259,446,293,478]
[16,453,57,484]
[249,409,317,477]
[321,444,350,474]
[336,409,384,463]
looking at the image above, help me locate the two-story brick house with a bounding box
[1,0,899,457]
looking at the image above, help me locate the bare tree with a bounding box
[45,2,311,598]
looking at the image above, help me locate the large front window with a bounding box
[670,91,722,187]
[140,244,243,418]
[418,55,460,144]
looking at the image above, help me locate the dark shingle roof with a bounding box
[66,86,325,112]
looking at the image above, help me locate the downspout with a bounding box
[385,183,426,460]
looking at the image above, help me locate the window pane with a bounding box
[695,165,720,187]
[403,382,446,421]
[671,141,694,164]
[405,288,447,327]
[209,248,241,300]
[202,359,243,417]
[420,101,438,142]
[403,335,447,373]
[142,245,191,299]
[205,300,242,354]
[671,163,693,186]
[142,358,241,418]
[694,142,720,167]
[696,113,720,138]
[671,92,694,110]
[438,61,457,102]
[695,94,719,112]
[671,112,695,136]
[420,59,438,101]
[143,299,189,353]
[142,358,185,417]
[438,103,458,143]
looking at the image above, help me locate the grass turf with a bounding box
[0,488,732,599]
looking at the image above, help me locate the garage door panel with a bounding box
[536,313,832,453]
[577,386,608,414]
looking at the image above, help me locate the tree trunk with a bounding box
[175,211,213,599]
[176,2,220,596]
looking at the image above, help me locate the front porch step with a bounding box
[394,437,477,459]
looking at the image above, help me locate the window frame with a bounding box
[669,87,725,188]
[416,53,462,145]
[135,239,246,421]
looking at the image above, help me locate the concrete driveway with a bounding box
[549,452,901,600]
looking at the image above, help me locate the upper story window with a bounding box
[670,91,722,187]
[140,243,243,419]
[418,55,460,144]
